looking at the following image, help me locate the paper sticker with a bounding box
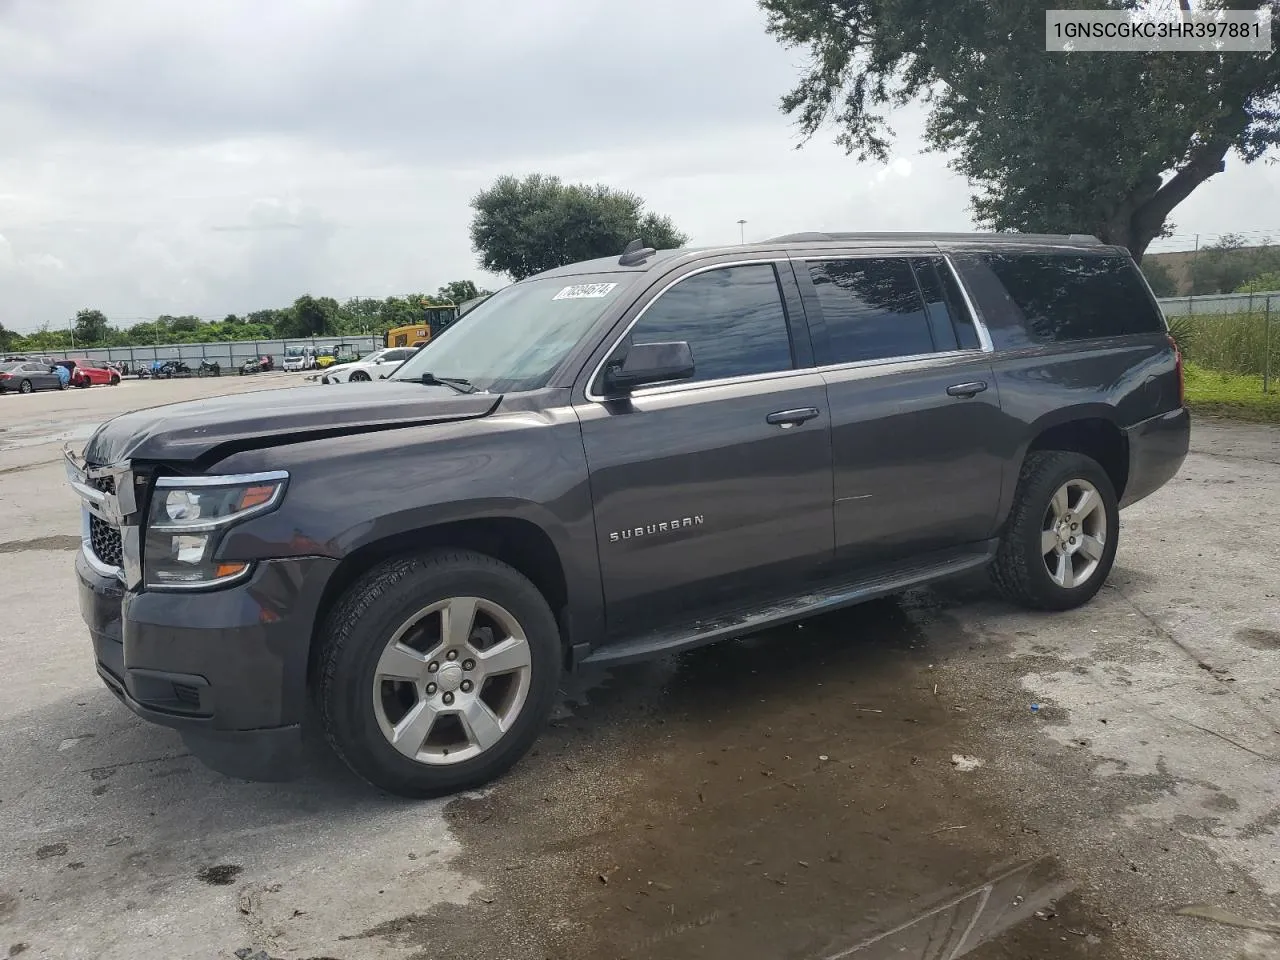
[553,283,618,301]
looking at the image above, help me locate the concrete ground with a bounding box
[0,378,1277,960]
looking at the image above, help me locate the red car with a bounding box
[57,359,121,388]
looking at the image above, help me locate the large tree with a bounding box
[470,174,689,280]
[437,280,493,305]
[73,308,110,345]
[761,0,1280,262]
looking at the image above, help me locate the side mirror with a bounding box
[603,341,695,394]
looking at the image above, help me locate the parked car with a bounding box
[65,231,1188,797]
[321,347,418,383]
[282,347,316,372]
[0,360,65,394]
[57,358,121,387]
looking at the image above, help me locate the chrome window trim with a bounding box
[814,348,988,377]
[940,255,995,353]
[584,258,794,403]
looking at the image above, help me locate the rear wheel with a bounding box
[991,451,1119,611]
[319,550,562,797]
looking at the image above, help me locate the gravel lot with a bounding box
[1,378,1277,960]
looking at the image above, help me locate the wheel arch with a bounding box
[999,407,1130,529]
[309,514,574,680]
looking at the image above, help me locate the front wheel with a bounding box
[19,379,33,394]
[991,451,1119,611]
[349,371,370,382]
[319,550,562,797]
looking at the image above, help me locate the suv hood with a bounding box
[82,382,501,465]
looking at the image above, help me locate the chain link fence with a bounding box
[1158,292,1276,393]
[30,335,383,374]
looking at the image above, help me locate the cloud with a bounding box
[0,0,1277,330]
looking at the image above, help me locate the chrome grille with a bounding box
[89,476,124,568]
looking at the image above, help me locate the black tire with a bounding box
[349,371,370,382]
[991,451,1119,611]
[319,550,562,797]
[110,376,120,386]
[19,379,33,394]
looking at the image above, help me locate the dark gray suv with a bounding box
[66,232,1189,796]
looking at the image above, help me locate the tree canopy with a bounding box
[2,282,488,353]
[470,174,689,280]
[761,0,1280,262]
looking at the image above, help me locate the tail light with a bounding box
[0,372,9,380]
[1167,334,1185,407]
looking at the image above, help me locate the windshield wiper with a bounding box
[416,372,478,394]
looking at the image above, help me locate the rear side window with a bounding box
[624,263,794,384]
[912,257,982,351]
[807,258,935,364]
[973,254,1165,346]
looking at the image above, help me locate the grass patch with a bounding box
[1171,312,1279,377]
[1184,362,1280,423]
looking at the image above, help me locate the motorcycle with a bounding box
[239,357,263,376]
[197,359,222,377]
[158,360,192,379]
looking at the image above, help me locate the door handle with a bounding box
[766,407,820,428]
[946,381,988,398]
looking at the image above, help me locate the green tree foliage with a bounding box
[1236,270,1280,293]
[1141,259,1179,298]
[437,280,493,305]
[73,308,110,345]
[761,0,1280,262]
[6,284,494,353]
[470,174,689,280]
[1188,235,1280,294]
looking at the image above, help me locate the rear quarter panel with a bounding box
[989,335,1182,520]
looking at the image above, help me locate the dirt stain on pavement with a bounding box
[0,536,79,554]
[340,597,1131,960]
[1235,627,1280,650]
[196,864,244,886]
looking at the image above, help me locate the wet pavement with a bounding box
[1,383,1278,960]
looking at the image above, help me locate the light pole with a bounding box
[737,219,747,244]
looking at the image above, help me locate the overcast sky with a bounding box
[2,0,1279,332]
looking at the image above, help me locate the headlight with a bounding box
[144,472,288,590]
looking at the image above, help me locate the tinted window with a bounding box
[808,258,936,363]
[980,254,1165,344]
[382,349,412,362]
[913,257,981,351]
[623,264,794,384]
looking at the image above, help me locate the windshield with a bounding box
[390,273,636,392]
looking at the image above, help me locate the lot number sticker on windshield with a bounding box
[553,283,618,300]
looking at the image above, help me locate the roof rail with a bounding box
[766,231,1103,245]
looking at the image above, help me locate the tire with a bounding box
[19,379,33,394]
[319,550,562,797]
[110,376,120,386]
[349,371,370,382]
[991,451,1119,611]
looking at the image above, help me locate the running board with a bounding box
[579,543,997,668]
